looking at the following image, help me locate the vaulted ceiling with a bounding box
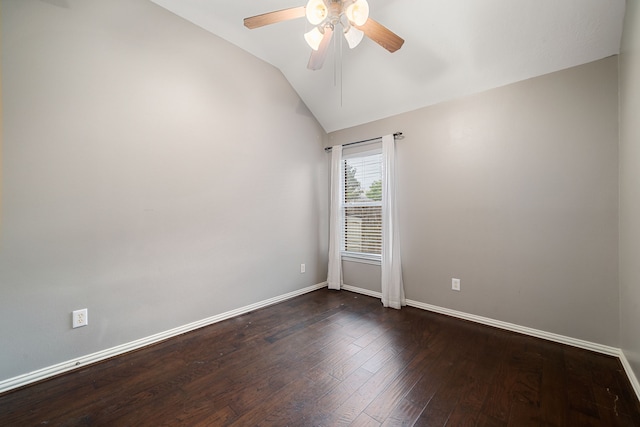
[150,0,626,133]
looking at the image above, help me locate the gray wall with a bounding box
[620,1,640,385]
[329,57,620,346]
[0,0,328,381]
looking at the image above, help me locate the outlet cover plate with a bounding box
[72,308,88,328]
[452,278,461,291]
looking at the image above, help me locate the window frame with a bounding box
[341,147,383,265]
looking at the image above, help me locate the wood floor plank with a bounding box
[1,288,639,426]
[227,373,339,426]
[301,367,374,425]
[329,331,398,381]
[414,356,476,426]
[449,330,507,424]
[380,397,424,426]
[351,412,382,427]
[353,322,393,348]
[321,345,421,426]
[403,330,463,409]
[538,344,569,426]
[364,346,436,422]
[506,400,544,427]
[478,335,521,423]
[447,403,485,427]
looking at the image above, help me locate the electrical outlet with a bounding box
[72,309,88,328]
[300,264,306,273]
[452,278,461,291]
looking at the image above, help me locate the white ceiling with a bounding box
[150,0,626,133]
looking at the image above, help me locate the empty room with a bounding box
[1,0,640,425]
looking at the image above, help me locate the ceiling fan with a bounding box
[244,0,404,70]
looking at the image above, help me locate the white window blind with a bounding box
[343,151,382,257]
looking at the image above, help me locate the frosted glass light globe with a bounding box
[346,0,369,26]
[306,0,328,25]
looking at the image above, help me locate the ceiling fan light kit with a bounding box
[243,0,404,70]
[303,0,368,50]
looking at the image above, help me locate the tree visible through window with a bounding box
[343,151,382,257]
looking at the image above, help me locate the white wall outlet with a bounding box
[300,263,306,273]
[452,278,461,291]
[72,308,88,328]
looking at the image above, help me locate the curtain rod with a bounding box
[324,132,404,152]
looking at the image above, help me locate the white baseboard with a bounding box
[4,282,639,404]
[341,284,382,299]
[406,299,620,356]
[619,350,640,400]
[341,284,640,401]
[0,282,327,395]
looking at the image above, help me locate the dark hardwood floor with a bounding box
[1,288,639,426]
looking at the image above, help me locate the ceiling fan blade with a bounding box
[307,26,334,70]
[356,18,404,53]
[244,6,306,29]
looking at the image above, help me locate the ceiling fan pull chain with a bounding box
[333,25,338,87]
[340,32,344,108]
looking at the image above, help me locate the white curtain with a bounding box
[381,134,405,308]
[327,145,343,290]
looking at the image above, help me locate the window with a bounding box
[342,149,382,262]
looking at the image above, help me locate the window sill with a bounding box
[341,252,381,266]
